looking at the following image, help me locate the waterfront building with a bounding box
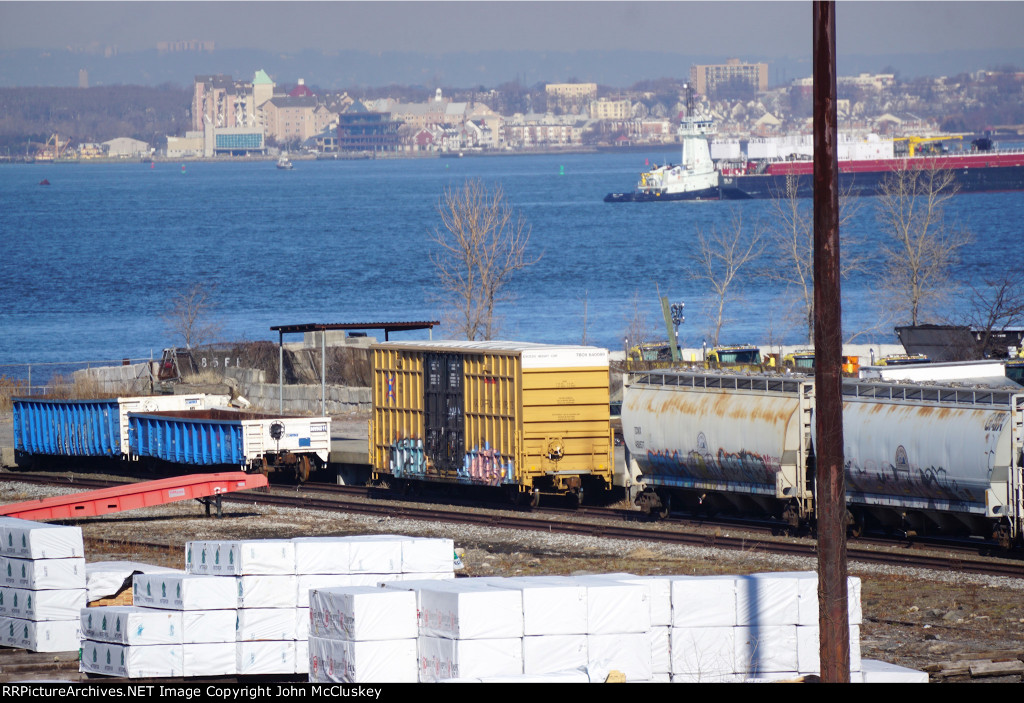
[690,59,769,98]
[546,83,598,113]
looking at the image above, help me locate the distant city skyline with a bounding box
[2,1,1023,59]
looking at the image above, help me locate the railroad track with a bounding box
[4,471,1024,579]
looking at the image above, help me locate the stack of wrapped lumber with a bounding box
[78,533,454,678]
[0,518,85,653]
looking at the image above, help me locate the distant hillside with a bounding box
[1,47,1022,90]
[0,86,191,152]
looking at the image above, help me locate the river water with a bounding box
[1,153,1021,378]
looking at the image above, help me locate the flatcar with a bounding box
[622,370,1024,545]
[369,340,614,506]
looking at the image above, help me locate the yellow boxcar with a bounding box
[370,341,613,503]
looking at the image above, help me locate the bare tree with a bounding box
[689,210,765,347]
[431,179,540,340]
[876,165,973,326]
[163,283,222,349]
[768,174,865,344]
[623,288,657,358]
[967,272,1024,358]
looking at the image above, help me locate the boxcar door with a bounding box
[424,352,465,474]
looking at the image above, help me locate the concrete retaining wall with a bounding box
[241,382,371,416]
[73,363,152,392]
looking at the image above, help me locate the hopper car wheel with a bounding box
[848,511,865,539]
[296,455,311,483]
[656,490,672,520]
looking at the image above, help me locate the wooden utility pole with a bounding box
[812,0,851,683]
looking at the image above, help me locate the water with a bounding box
[1,154,1021,377]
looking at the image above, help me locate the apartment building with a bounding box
[689,59,768,97]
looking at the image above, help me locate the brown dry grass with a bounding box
[0,375,27,411]
[47,374,124,400]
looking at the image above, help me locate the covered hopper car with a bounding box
[369,341,614,505]
[623,371,1024,545]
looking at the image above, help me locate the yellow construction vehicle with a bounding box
[706,344,763,371]
[893,135,963,157]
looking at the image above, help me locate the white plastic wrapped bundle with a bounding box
[648,626,671,674]
[401,537,455,573]
[81,606,182,645]
[295,638,308,674]
[484,577,587,636]
[860,659,928,683]
[230,540,297,575]
[343,536,403,574]
[754,571,818,625]
[1,520,84,559]
[308,635,418,683]
[587,632,653,681]
[85,561,178,601]
[237,574,297,608]
[296,607,310,639]
[671,626,737,679]
[1,615,80,652]
[735,625,799,674]
[187,540,238,576]
[1,556,86,590]
[603,574,671,627]
[292,537,352,575]
[183,642,236,676]
[297,574,357,608]
[236,608,298,641]
[80,640,184,678]
[308,586,417,641]
[182,608,237,644]
[417,636,524,683]
[521,634,587,674]
[133,573,237,610]
[236,640,296,675]
[667,575,739,627]
[471,671,592,684]
[562,576,650,634]
[418,581,523,639]
[0,586,86,620]
[736,574,801,627]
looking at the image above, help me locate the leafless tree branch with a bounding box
[689,209,765,347]
[430,180,541,340]
[875,163,973,326]
[162,283,223,350]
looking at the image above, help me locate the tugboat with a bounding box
[277,153,294,170]
[605,86,720,202]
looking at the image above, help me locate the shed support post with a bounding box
[278,330,284,414]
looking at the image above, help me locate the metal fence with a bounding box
[0,357,154,397]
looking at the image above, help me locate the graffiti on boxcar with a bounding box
[388,437,427,477]
[464,442,514,486]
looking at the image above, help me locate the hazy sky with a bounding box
[2,1,1022,57]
